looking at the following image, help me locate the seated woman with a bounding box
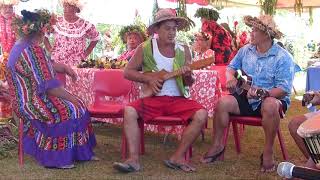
[117,25,146,61]
[192,32,215,69]
[6,9,96,169]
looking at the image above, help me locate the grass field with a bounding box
[0,98,311,179]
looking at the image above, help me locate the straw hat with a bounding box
[243,15,283,39]
[0,0,18,6]
[148,8,188,34]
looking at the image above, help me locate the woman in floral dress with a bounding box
[0,0,18,119]
[44,0,99,66]
[6,9,96,169]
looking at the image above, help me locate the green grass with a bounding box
[0,98,310,179]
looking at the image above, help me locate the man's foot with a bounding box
[200,146,225,164]
[260,154,276,173]
[113,159,141,173]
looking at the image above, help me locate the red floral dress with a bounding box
[193,49,215,70]
[0,15,15,119]
[202,20,232,65]
[51,16,100,66]
[117,49,135,61]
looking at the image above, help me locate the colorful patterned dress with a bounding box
[6,39,96,167]
[0,15,15,119]
[51,16,100,66]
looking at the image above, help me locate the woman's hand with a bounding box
[64,66,77,82]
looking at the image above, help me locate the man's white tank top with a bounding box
[152,38,183,97]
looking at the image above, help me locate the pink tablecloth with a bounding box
[65,68,221,134]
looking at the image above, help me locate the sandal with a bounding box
[260,154,276,173]
[164,160,196,172]
[113,162,140,173]
[201,147,225,164]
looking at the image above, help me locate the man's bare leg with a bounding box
[288,115,309,159]
[168,109,207,169]
[121,106,141,168]
[201,95,240,163]
[260,97,280,171]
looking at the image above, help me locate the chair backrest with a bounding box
[93,69,132,97]
[210,65,227,91]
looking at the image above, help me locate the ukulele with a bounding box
[234,70,270,100]
[141,57,214,98]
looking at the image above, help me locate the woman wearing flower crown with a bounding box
[6,9,97,168]
[0,0,18,119]
[44,0,99,66]
[117,25,146,61]
[192,32,215,64]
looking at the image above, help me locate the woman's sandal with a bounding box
[164,160,196,172]
[260,154,276,173]
[202,147,225,164]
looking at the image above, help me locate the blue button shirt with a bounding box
[228,43,295,110]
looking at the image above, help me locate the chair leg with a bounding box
[277,129,289,160]
[121,130,127,160]
[221,123,231,160]
[232,122,241,154]
[139,121,145,155]
[18,118,23,167]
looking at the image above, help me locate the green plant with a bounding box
[259,0,278,15]
[176,0,195,31]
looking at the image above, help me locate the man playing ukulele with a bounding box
[113,9,208,173]
[201,15,294,173]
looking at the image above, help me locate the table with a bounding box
[306,66,320,92]
[65,68,221,135]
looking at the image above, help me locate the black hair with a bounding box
[21,10,40,23]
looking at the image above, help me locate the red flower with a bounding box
[234,21,238,27]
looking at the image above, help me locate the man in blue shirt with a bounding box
[201,15,294,173]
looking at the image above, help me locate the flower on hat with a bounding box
[0,0,18,6]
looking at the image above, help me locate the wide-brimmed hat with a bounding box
[119,24,147,44]
[60,0,85,10]
[0,0,18,6]
[148,8,188,34]
[243,15,283,39]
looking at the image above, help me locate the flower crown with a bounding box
[119,25,147,43]
[195,31,211,41]
[194,8,220,21]
[13,9,56,37]
[60,0,84,10]
[0,0,18,6]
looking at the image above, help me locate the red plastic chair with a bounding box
[210,65,228,96]
[121,116,193,160]
[222,116,289,160]
[88,69,133,119]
